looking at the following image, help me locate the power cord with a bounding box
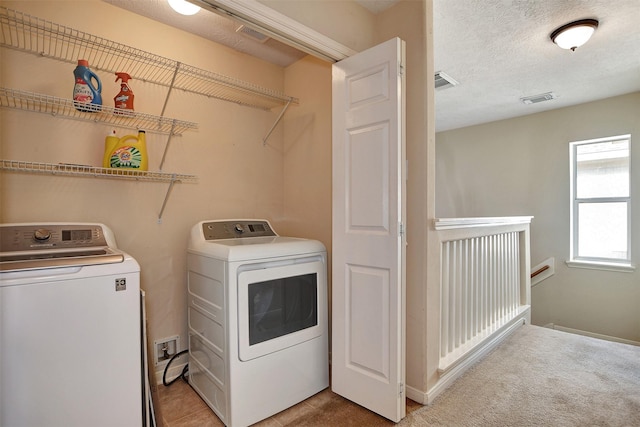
[162,349,189,387]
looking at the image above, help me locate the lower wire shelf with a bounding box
[1,159,196,182]
[1,159,197,220]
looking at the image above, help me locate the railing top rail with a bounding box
[434,216,533,230]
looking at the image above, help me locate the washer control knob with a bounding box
[234,224,244,234]
[34,228,52,241]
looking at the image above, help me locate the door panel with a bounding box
[347,64,390,108]
[347,265,390,378]
[332,37,406,423]
[348,124,389,230]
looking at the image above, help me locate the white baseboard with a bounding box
[407,315,528,405]
[154,361,188,386]
[405,385,427,405]
[543,323,640,346]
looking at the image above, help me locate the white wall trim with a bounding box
[531,256,555,287]
[193,0,358,62]
[408,317,527,405]
[434,216,533,230]
[543,323,640,346]
[405,384,427,405]
[565,259,636,273]
[155,361,188,386]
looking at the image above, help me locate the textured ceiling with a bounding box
[104,0,640,132]
[434,0,640,131]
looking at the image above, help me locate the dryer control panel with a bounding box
[202,220,277,240]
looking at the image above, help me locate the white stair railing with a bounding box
[434,217,533,374]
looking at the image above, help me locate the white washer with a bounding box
[0,223,144,427]
[187,219,329,427]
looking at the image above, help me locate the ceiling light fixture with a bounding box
[550,19,598,51]
[168,0,200,16]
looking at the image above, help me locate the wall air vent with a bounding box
[236,25,270,43]
[520,92,557,105]
[435,71,459,89]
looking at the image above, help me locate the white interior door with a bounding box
[331,37,406,423]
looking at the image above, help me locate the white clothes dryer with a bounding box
[187,219,329,427]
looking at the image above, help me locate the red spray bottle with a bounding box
[114,72,134,114]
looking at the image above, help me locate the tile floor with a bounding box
[154,379,422,427]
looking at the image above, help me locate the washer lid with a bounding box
[188,220,325,261]
[189,235,325,261]
[0,248,124,272]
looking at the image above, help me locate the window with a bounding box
[569,135,633,270]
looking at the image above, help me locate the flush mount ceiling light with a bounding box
[550,19,598,51]
[168,0,200,15]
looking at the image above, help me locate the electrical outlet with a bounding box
[154,335,180,366]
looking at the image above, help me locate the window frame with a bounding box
[568,134,634,272]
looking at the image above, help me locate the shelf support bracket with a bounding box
[159,120,177,171]
[262,98,292,146]
[158,174,178,223]
[160,62,181,119]
[157,63,181,172]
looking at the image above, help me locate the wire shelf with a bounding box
[1,159,198,183]
[0,6,298,111]
[0,87,198,135]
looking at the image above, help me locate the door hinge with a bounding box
[399,382,404,396]
[399,62,405,76]
[399,222,405,236]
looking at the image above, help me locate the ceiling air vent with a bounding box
[520,92,557,105]
[236,25,270,43]
[435,71,458,89]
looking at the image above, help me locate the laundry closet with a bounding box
[1,0,333,382]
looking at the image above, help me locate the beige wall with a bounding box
[281,54,333,331]
[436,93,640,342]
[0,0,299,374]
[281,54,333,243]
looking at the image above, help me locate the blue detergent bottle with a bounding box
[73,59,102,112]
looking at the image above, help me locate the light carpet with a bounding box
[402,325,640,427]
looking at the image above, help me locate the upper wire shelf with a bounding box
[0,6,298,111]
[0,87,198,135]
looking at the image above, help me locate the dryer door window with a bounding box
[248,273,317,346]
[237,257,325,361]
